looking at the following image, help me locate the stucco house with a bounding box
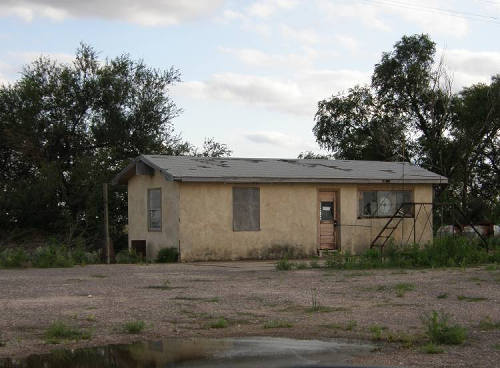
[112,155,447,261]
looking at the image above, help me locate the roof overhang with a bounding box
[172,177,448,184]
[111,156,173,185]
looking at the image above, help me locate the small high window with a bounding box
[148,188,162,231]
[359,190,413,218]
[233,187,260,231]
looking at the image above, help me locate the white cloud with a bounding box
[319,0,469,37]
[335,34,360,53]
[280,24,320,44]
[0,0,224,26]
[173,69,370,116]
[246,0,298,18]
[439,48,500,89]
[219,47,317,68]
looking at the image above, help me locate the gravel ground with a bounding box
[0,261,499,367]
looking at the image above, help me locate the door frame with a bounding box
[317,188,341,251]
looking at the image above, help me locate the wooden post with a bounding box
[103,183,111,264]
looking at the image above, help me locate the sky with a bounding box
[1,0,499,158]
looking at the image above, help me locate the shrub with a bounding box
[156,247,179,263]
[45,322,90,344]
[263,320,293,329]
[422,311,467,345]
[210,318,228,329]
[115,249,142,264]
[32,245,74,268]
[275,258,293,271]
[123,320,146,334]
[420,343,444,354]
[71,246,100,265]
[0,248,30,268]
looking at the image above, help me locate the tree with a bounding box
[313,34,499,221]
[192,137,232,157]
[0,44,193,246]
[297,151,333,159]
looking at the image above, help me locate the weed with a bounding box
[210,318,228,329]
[345,320,357,330]
[123,320,146,334]
[485,264,498,271]
[90,274,107,278]
[420,343,444,354]
[494,343,500,351]
[86,315,96,322]
[295,262,309,270]
[437,293,448,299]
[478,316,500,330]
[146,280,172,290]
[275,258,293,271]
[309,260,320,268]
[457,295,488,302]
[174,296,219,302]
[422,311,467,345]
[156,247,179,263]
[44,322,90,344]
[263,320,293,329]
[395,282,415,297]
[115,249,143,264]
[325,320,357,331]
[369,325,386,340]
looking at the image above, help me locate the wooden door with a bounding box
[318,191,337,250]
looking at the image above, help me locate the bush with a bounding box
[115,249,143,264]
[123,320,146,334]
[44,321,90,344]
[32,245,74,268]
[275,258,293,271]
[210,318,228,329]
[71,246,100,265]
[422,311,467,345]
[0,248,30,268]
[156,247,178,263]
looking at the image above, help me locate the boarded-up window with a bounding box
[233,187,260,231]
[148,188,162,231]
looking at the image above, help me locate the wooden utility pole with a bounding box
[103,183,111,264]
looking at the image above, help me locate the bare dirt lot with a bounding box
[0,261,499,367]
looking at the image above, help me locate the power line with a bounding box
[355,0,500,25]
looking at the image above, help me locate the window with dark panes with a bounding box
[358,190,413,218]
[233,187,260,231]
[148,188,162,231]
[320,201,334,221]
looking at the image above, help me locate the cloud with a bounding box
[219,47,317,68]
[318,0,469,37]
[173,69,370,116]
[439,48,500,89]
[245,131,295,146]
[280,24,320,44]
[335,34,360,53]
[246,0,298,18]
[0,0,224,26]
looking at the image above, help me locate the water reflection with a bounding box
[0,337,373,368]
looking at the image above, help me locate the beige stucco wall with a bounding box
[177,182,434,261]
[127,171,179,259]
[126,171,434,261]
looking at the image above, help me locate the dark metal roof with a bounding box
[112,155,448,185]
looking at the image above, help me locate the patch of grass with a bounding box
[295,262,309,270]
[494,343,500,350]
[309,260,320,268]
[174,296,219,302]
[369,325,387,340]
[457,295,488,302]
[420,343,445,354]
[325,320,357,331]
[44,322,90,344]
[305,306,335,313]
[263,320,293,329]
[485,264,499,271]
[90,274,107,278]
[209,318,228,329]
[422,311,467,345]
[146,280,174,290]
[275,258,293,271]
[394,282,415,297]
[123,320,146,334]
[85,314,96,322]
[437,293,448,299]
[115,249,143,264]
[156,247,179,263]
[478,316,500,330]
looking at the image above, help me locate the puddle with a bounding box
[0,336,374,367]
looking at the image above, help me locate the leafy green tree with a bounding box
[0,44,191,246]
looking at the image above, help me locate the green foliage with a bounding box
[156,247,179,263]
[275,258,293,271]
[115,249,142,264]
[44,322,90,344]
[420,343,445,354]
[437,293,448,299]
[457,295,488,302]
[209,318,228,329]
[422,311,467,345]
[123,320,146,334]
[263,320,293,329]
[478,316,500,330]
[0,248,29,268]
[324,236,495,270]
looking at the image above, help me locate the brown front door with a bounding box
[318,191,338,250]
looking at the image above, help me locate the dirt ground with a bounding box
[0,261,499,367]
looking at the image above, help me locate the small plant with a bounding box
[394,282,415,297]
[146,280,172,290]
[86,314,96,322]
[437,293,448,299]
[123,320,146,334]
[345,320,357,331]
[369,325,386,340]
[478,316,500,330]
[0,248,30,268]
[210,318,228,329]
[115,249,143,264]
[457,295,488,302]
[275,258,293,271]
[44,322,90,344]
[263,320,293,329]
[156,247,179,263]
[90,274,107,278]
[310,288,320,311]
[422,311,467,345]
[420,343,444,354]
[295,262,309,270]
